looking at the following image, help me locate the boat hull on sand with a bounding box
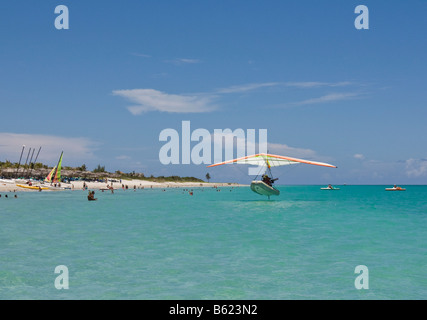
[250,181,280,197]
[16,184,49,190]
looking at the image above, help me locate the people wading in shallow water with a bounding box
[87,190,97,201]
[0,193,18,198]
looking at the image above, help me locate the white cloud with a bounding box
[354,153,365,160]
[209,131,322,161]
[0,133,98,164]
[216,82,281,94]
[112,89,217,114]
[216,81,353,93]
[166,58,201,65]
[114,81,359,115]
[267,142,319,159]
[292,92,359,106]
[405,158,427,177]
[285,81,352,88]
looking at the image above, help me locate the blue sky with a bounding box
[1,0,427,184]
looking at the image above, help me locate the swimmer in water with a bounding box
[88,190,97,201]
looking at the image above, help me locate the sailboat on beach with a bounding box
[14,150,67,191]
[44,151,64,187]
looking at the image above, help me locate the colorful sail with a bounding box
[207,153,337,168]
[52,152,63,183]
[45,151,63,183]
[45,166,56,183]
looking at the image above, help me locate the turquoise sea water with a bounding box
[0,185,426,300]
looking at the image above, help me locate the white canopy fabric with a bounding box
[207,153,337,168]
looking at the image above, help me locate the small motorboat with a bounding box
[321,184,340,190]
[385,186,406,191]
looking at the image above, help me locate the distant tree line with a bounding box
[0,161,48,169]
[0,161,205,182]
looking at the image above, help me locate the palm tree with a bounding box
[93,164,105,173]
[206,173,211,183]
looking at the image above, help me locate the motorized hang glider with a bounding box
[207,153,337,198]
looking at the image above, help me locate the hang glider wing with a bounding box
[207,153,337,168]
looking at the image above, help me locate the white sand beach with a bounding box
[0,179,243,193]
